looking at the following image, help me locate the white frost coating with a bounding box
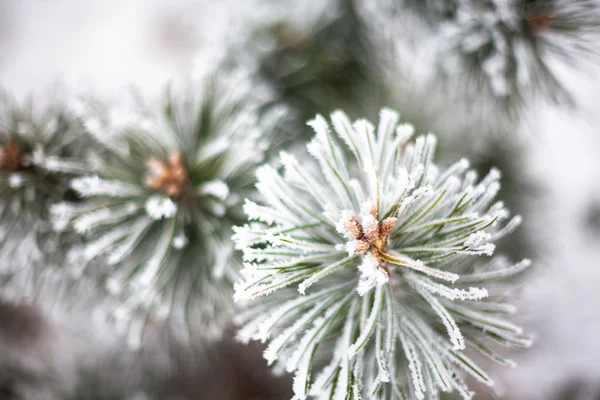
[233,282,250,302]
[255,287,342,342]
[443,345,494,386]
[172,233,189,249]
[107,108,139,130]
[331,111,362,164]
[395,123,415,145]
[336,210,357,238]
[420,288,465,350]
[8,173,24,188]
[487,201,510,222]
[107,218,153,265]
[285,322,326,380]
[490,215,522,241]
[400,332,426,400]
[349,285,384,356]
[237,319,262,344]
[72,176,142,197]
[298,257,353,295]
[332,353,350,400]
[145,196,177,219]
[0,64,274,351]
[356,254,389,296]
[239,262,259,280]
[398,256,460,283]
[403,323,454,392]
[449,303,524,335]
[29,144,46,166]
[310,361,340,396]
[236,269,314,301]
[265,232,332,253]
[263,305,321,364]
[464,231,495,255]
[232,225,263,249]
[348,179,366,207]
[42,156,86,173]
[345,240,361,256]
[199,179,229,201]
[132,224,173,290]
[83,118,103,137]
[286,301,344,381]
[292,359,311,400]
[312,303,355,393]
[386,168,413,206]
[105,276,123,296]
[280,151,331,207]
[83,228,128,260]
[256,165,318,224]
[50,202,76,231]
[244,199,294,225]
[461,258,531,283]
[376,108,400,159]
[210,202,226,217]
[436,0,540,100]
[359,204,379,236]
[409,274,488,301]
[73,207,113,233]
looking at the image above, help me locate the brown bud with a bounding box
[369,204,377,219]
[344,216,363,239]
[379,217,398,239]
[362,218,380,244]
[353,239,370,254]
[526,11,554,32]
[144,151,189,198]
[0,139,24,171]
[169,151,182,165]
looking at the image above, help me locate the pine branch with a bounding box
[233,109,531,400]
[52,68,283,346]
[359,0,600,125]
[0,90,94,301]
[436,0,600,111]
[233,0,375,143]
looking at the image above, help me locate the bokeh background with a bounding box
[1,1,599,399]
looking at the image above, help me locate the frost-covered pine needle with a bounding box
[233,0,371,142]
[438,0,600,108]
[0,90,91,298]
[233,108,532,400]
[51,68,284,343]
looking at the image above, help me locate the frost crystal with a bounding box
[145,196,178,220]
[233,109,531,400]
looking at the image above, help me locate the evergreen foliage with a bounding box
[51,70,282,343]
[233,109,531,399]
[2,0,599,397]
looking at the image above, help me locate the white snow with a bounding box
[144,195,177,220]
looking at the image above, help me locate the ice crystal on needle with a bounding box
[233,109,532,399]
